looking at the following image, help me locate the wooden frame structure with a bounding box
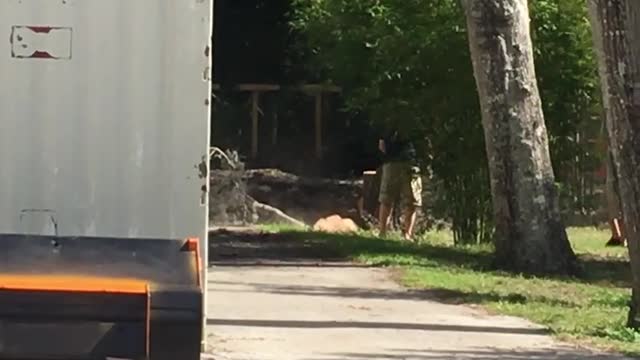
[234,84,280,158]
[214,83,341,159]
[300,84,341,159]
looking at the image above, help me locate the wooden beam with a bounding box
[300,84,342,94]
[235,84,280,92]
[223,83,345,93]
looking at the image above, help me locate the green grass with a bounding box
[258,222,309,233]
[264,226,640,356]
[569,227,629,258]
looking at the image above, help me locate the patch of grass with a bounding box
[401,266,637,355]
[566,227,632,288]
[567,227,629,258]
[269,226,640,356]
[258,223,308,233]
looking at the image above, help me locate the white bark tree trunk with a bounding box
[588,0,640,328]
[462,0,576,274]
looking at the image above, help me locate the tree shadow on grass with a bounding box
[294,231,633,288]
[209,228,631,288]
[210,228,496,274]
[576,254,631,288]
[278,230,494,269]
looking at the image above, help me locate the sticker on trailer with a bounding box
[10,26,72,60]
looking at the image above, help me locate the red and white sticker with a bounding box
[11,26,72,60]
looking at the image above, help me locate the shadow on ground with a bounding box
[207,318,547,335]
[305,348,630,360]
[579,255,631,288]
[210,228,346,264]
[208,228,637,359]
[208,278,572,307]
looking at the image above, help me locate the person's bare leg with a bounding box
[402,205,417,240]
[379,203,392,237]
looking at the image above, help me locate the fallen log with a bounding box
[250,197,308,229]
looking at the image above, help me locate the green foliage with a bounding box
[291,0,601,244]
[530,0,603,212]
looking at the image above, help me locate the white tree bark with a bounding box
[462,0,576,274]
[588,0,640,328]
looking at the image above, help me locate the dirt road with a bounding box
[204,230,630,359]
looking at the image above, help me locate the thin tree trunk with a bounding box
[606,149,622,220]
[462,0,577,274]
[605,146,626,246]
[588,0,640,329]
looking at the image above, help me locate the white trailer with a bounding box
[0,1,212,358]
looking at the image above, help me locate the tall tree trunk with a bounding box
[462,0,577,274]
[588,0,640,329]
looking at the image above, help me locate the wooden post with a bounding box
[315,93,323,159]
[251,91,260,158]
[272,112,278,146]
[299,84,341,161]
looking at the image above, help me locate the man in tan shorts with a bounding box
[378,131,422,240]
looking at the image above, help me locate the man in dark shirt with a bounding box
[378,130,422,240]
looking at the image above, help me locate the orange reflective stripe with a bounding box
[145,285,151,357]
[186,237,199,252]
[185,237,202,288]
[0,275,147,294]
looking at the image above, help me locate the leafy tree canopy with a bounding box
[291,0,601,244]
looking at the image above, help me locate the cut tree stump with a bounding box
[361,169,381,220]
[361,168,404,231]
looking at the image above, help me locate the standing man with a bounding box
[378,129,422,240]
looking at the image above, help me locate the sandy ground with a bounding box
[204,230,632,360]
